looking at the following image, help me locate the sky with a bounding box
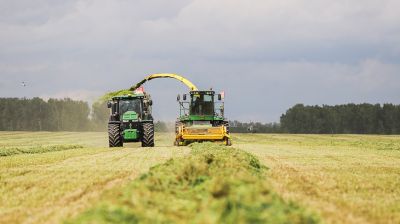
[0,0,399,122]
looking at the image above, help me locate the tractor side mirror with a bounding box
[183,94,187,101]
[107,101,112,108]
[218,94,222,101]
[177,94,180,101]
[112,103,118,114]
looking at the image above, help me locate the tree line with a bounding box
[0,98,99,131]
[1,98,399,134]
[0,98,176,132]
[280,103,400,134]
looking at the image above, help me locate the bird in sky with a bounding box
[21,82,26,87]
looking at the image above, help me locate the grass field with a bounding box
[234,134,400,224]
[0,132,190,224]
[1,132,399,223]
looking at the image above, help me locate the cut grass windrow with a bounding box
[68,143,320,224]
[0,144,83,156]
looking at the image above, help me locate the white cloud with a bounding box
[2,0,399,58]
[0,0,399,121]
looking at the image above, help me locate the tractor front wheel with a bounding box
[141,123,155,147]
[108,123,123,147]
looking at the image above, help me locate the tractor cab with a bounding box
[108,94,152,122]
[119,98,142,118]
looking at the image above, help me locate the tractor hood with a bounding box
[122,111,138,121]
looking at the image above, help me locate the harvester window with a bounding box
[190,94,214,115]
[203,95,213,102]
[119,99,142,117]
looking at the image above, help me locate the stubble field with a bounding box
[1,132,399,223]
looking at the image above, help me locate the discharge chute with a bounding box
[129,73,198,91]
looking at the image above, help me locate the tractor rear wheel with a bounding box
[108,123,123,147]
[141,123,155,147]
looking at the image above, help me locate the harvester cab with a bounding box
[175,90,231,146]
[107,91,154,147]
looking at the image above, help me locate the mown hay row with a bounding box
[68,143,319,223]
[0,144,83,156]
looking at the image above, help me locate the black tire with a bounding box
[225,137,232,146]
[223,121,230,134]
[141,123,154,147]
[108,123,123,147]
[175,121,182,134]
[174,139,184,147]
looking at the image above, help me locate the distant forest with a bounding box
[0,98,107,131]
[280,104,400,134]
[0,98,399,134]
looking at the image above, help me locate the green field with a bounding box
[1,132,399,223]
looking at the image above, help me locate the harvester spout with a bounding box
[129,73,198,91]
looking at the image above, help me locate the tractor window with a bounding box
[119,99,142,116]
[190,94,214,115]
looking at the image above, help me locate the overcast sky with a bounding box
[1,0,399,122]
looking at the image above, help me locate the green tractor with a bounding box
[107,92,154,147]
